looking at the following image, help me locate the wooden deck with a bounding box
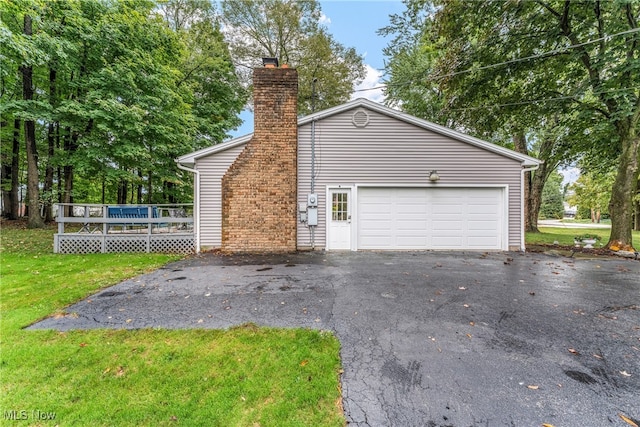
[54,204,194,254]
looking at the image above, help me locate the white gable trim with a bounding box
[175,133,253,167]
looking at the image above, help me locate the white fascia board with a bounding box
[175,134,253,167]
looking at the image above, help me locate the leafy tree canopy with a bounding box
[381,0,640,248]
[221,0,366,114]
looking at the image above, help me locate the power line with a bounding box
[354,27,640,94]
[447,86,640,111]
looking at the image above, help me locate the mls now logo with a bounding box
[3,410,27,420]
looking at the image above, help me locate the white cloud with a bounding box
[352,64,386,104]
[319,12,331,25]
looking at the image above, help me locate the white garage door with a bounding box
[357,187,505,250]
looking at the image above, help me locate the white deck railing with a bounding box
[54,203,194,254]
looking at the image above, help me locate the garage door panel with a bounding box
[432,219,464,230]
[432,204,462,214]
[467,238,499,248]
[467,220,499,230]
[358,187,504,250]
[432,236,464,247]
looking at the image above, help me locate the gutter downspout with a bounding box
[177,163,201,254]
[520,163,540,252]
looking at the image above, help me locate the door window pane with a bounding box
[332,192,348,221]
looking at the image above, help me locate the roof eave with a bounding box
[175,133,254,166]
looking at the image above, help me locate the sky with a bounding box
[227,0,406,139]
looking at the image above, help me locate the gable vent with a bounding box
[351,109,370,128]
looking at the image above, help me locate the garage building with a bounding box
[176,65,540,253]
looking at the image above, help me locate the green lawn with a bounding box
[526,226,640,248]
[0,222,344,426]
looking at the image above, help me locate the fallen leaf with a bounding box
[170,415,178,422]
[300,360,309,367]
[458,286,467,290]
[126,319,132,323]
[620,370,632,377]
[619,413,639,427]
[79,343,87,347]
[197,319,204,323]
[466,333,472,339]
[463,304,470,308]
[116,366,125,377]
[593,354,603,359]
[103,367,111,374]
[527,385,539,390]
[542,424,556,427]
[568,348,579,355]
[469,321,475,326]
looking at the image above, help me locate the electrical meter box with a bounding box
[307,194,318,226]
[307,193,318,208]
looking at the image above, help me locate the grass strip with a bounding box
[526,226,640,247]
[0,222,344,426]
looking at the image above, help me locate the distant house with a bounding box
[176,65,541,253]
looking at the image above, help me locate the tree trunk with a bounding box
[1,162,10,218]
[137,169,143,204]
[165,181,176,204]
[146,170,152,204]
[62,129,74,217]
[117,179,127,205]
[1,120,20,219]
[529,165,547,232]
[43,68,57,222]
[607,123,639,250]
[43,121,55,222]
[512,132,540,232]
[11,119,20,218]
[22,14,45,229]
[634,178,640,231]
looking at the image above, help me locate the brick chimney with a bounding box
[221,65,298,252]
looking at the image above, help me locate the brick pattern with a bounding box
[221,67,298,252]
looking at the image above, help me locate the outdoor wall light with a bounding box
[429,170,440,182]
[262,57,279,68]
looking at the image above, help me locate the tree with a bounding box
[381,1,574,233]
[21,13,45,228]
[568,169,615,223]
[159,0,246,145]
[381,0,639,249]
[1,0,246,216]
[221,0,366,114]
[539,171,565,220]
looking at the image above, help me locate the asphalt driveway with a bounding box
[30,250,640,427]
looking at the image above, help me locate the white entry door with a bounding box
[328,188,352,250]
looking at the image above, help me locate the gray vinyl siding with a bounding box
[195,144,244,248]
[297,107,523,250]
